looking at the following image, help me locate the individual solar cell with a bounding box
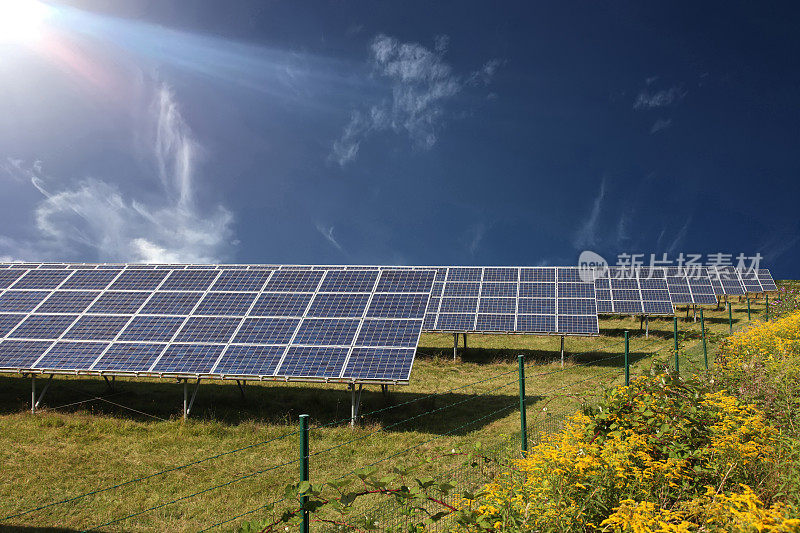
[558,315,599,334]
[307,293,370,318]
[174,316,241,343]
[33,341,109,371]
[92,343,166,372]
[518,298,555,314]
[59,269,120,290]
[481,283,517,298]
[160,270,219,291]
[214,345,285,376]
[478,298,516,314]
[557,283,594,298]
[366,294,428,319]
[250,293,312,317]
[0,291,50,312]
[318,270,379,292]
[356,319,420,347]
[342,347,415,381]
[518,283,555,298]
[757,269,778,291]
[558,298,596,315]
[436,313,475,330]
[0,270,25,288]
[262,270,322,292]
[519,268,555,282]
[375,270,436,293]
[0,340,53,369]
[194,292,256,316]
[63,315,130,341]
[8,314,77,340]
[36,291,100,314]
[11,269,72,290]
[516,314,556,333]
[151,344,224,374]
[140,292,203,315]
[87,292,150,314]
[293,318,359,346]
[118,316,185,342]
[276,346,349,378]
[108,270,168,291]
[442,283,480,297]
[233,318,299,344]
[0,314,25,337]
[475,314,515,331]
[447,267,482,282]
[439,298,478,313]
[483,267,519,282]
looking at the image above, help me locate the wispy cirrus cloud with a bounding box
[315,223,344,253]
[574,178,606,249]
[331,34,501,166]
[1,83,234,263]
[650,118,672,134]
[633,86,685,110]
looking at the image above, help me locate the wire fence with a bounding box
[0,305,750,532]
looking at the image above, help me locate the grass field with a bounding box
[0,296,772,532]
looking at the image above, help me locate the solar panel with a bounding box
[738,269,764,293]
[417,266,598,335]
[0,264,436,384]
[665,267,718,305]
[757,269,778,291]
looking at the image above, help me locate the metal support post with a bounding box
[673,317,679,374]
[693,305,697,322]
[645,315,649,338]
[453,333,458,361]
[236,380,246,399]
[624,330,630,386]
[727,302,733,334]
[700,309,708,371]
[183,379,201,419]
[560,335,565,368]
[747,296,751,321]
[103,375,115,392]
[349,383,363,427]
[300,414,310,533]
[31,374,53,413]
[463,333,467,351]
[517,355,528,455]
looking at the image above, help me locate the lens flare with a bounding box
[0,0,53,45]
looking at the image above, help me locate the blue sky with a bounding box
[0,1,798,277]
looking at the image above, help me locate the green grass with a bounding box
[0,297,771,532]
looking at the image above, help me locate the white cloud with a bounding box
[331,34,501,166]
[1,84,234,263]
[667,216,692,254]
[315,223,344,253]
[650,118,672,134]
[574,178,606,249]
[467,222,486,256]
[633,86,685,110]
[468,59,503,86]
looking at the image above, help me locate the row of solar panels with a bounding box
[0,263,778,384]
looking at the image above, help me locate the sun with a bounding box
[0,0,53,45]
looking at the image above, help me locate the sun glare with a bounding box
[0,0,53,44]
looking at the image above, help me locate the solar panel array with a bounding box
[415,266,599,335]
[593,267,674,315]
[757,269,778,291]
[0,265,436,384]
[707,266,777,295]
[664,267,718,305]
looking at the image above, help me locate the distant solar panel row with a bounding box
[593,267,674,315]
[0,267,436,384]
[707,266,777,295]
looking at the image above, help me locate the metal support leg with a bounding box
[693,305,697,322]
[453,333,458,361]
[645,315,650,338]
[560,336,565,368]
[381,384,389,399]
[350,384,363,427]
[463,333,467,352]
[639,315,643,333]
[32,374,53,413]
[103,375,115,392]
[236,379,246,399]
[183,379,201,419]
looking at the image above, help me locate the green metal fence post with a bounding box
[624,330,630,386]
[766,295,770,321]
[300,414,310,533]
[727,302,733,334]
[673,317,679,374]
[746,296,751,321]
[700,308,708,371]
[518,354,528,455]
